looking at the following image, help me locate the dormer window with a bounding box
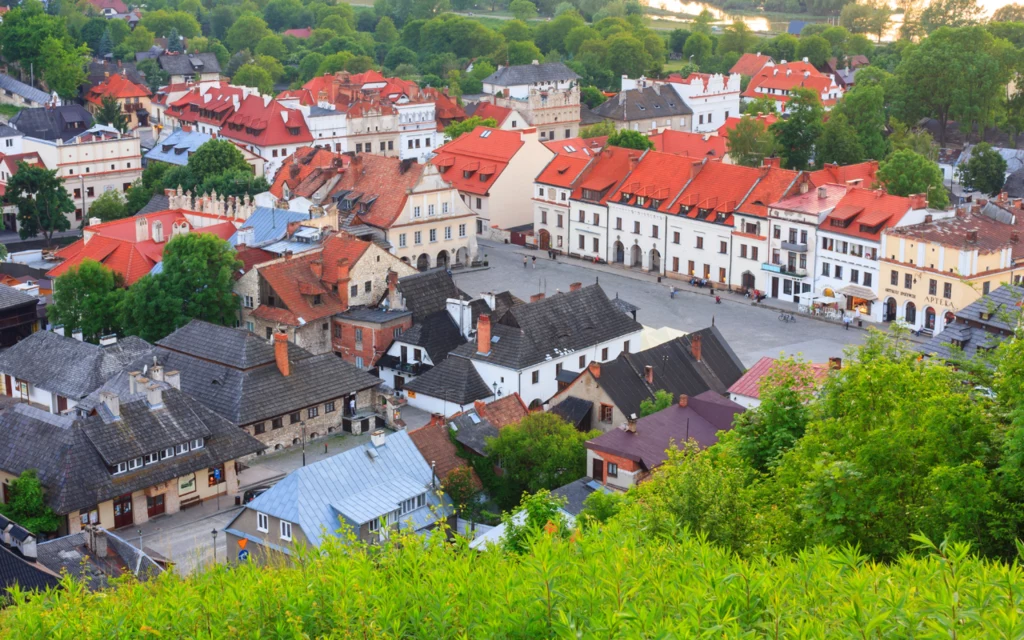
[636,196,646,206]
[313,294,322,305]
[621,192,631,202]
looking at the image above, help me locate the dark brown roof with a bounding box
[408,421,481,489]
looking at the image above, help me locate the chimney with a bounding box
[72,329,83,341]
[90,528,108,559]
[336,258,350,283]
[678,394,688,408]
[89,217,101,226]
[967,230,978,244]
[569,282,582,292]
[387,270,398,296]
[310,261,323,279]
[99,334,117,346]
[829,357,842,370]
[477,313,492,354]
[151,220,164,243]
[149,364,164,382]
[135,216,149,243]
[53,325,64,337]
[690,333,702,362]
[817,186,828,199]
[909,193,927,210]
[128,372,141,394]
[531,59,539,65]
[274,331,290,377]
[925,214,933,223]
[99,390,120,418]
[530,293,545,303]
[158,368,179,391]
[644,365,653,384]
[588,360,601,378]
[146,383,163,409]
[370,429,386,447]
[799,181,810,194]
[626,413,637,433]
[1013,232,1020,244]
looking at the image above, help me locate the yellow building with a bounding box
[84,72,153,129]
[879,197,1024,335]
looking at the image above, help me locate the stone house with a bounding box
[151,320,383,455]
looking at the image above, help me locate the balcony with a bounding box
[781,241,808,252]
[761,262,808,278]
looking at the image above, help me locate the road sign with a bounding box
[238,549,250,561]
[237,538,247,550]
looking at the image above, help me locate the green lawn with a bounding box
[0,104,23,118]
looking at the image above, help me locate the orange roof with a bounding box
[430,127,524,196]
[571,146,643,204]
[85,72,151,105]
[609,150,703,213]
[820,187,913,241]
[471,102,513,126]
[743,62,840,106]
[475,393,529,427]
[672,161,763,226]
[543,136,606,158]
[235,246,276,276]
[167,83,245,126]
[221,95,312,148]
[730,53,774,77]
[807,161,878,188]
[649,130,727,160]
[424,88,466,123]
[736,165,799,219]
[717,113,778,138]
[728,356,830,400]
[536,155,590,189]
[408,420,482,489]
[46,210,241,286]
[270,147,350,200]
[770,183,848,215]
[332,155,425,229]
[0,152,44,180]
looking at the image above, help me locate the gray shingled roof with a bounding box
[0,384,263,515]
[591,86,693,122]
[0,537,60,596]
[549,396,592,428]
[450,284,642,371]
[404,355,493,405]
[483,62,579,87]
[0,332,153,400]
[918,284,1022,362]
[397,311,466,363]
[0,73,50,105]
[154,320,381,425]
[550,477,608,516]
[231,430,449,548]
[396,268,469,322]
[157,52,221,76]
[135,192,169,216]
[0,284,37,311]
[450,409,498,457]
[37,528,163,591]
[10,105,93,142]
[0,125,21,138]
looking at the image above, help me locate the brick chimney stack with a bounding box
[644,365,653,384]
[678,394,688,408]
[477,313,491,354]
[569,282,582,292]
[274,332,290,376]
[909,193,927,210]
[588,360,601,378]
[691,333,702,362]
[626,413,637,433]
[530,292,545,303]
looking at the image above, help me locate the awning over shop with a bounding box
[838,284,878,301]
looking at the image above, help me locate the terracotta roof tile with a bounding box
[807,161,878,188]
[270,147,350,199]
[469,102,513,126]
[430,126,524,196]
[571,146,643,204]
[332,155,424,228]
[85,73,151,105]
[649,130,727,159]
[728,356,830,400]
[716,113,778,138]
[820,187,914,241]
[736,165,799,218]
[408,420,482,489]
[535,155,590,189]
[730,53,773,76]
[221,95,312,148]
[475,393,529,428]
[610,150,703,212]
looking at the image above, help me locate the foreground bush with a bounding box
[3,516,1024,638]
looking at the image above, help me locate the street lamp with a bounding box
[301,420,307,467]
[211,528,218,564]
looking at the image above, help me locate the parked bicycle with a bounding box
[779,313,796,323]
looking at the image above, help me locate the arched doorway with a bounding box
[924,306,936,331]
[613,241,625,263]
[436,250,450,269]
[455,247,469,266]
[538,229,551,250]
[884,297,897,322]
[741,271,755,290]
[630,244,642,268]
[649,248,661,273]
[416,253,430,271]
[905,301,917,325]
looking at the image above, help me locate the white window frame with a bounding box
[176,443,189,455]
[128,457,143,471]
[144,452,159,465]
[115,461,128,474]
[413,206,421,218]
[190,438,204,450]
[399,233,407,248]
[256,512,269,533]
[161,447,174,460]
[280,520,292,541]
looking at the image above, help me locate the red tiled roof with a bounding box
[770,183,848,215]
[430,127,524,196]
[743,62,840,105]
[728,356,830,400]
[807,161,878,188]
[0,152,44,180]
[319,232,370,284]
[543,136,606,158]
[221,95,312,148]
[166,83,245,127]
[736,165,799,218]
[86,0,127,12]
[471,102,513,126]
[716,113,778,138]
[283,27,313,39]
[820,187,914,241]
[256,257,341,325]
[672,161,763,226]
[408,420,482,489]
[571,146,643,204]
[46,210,242,286]
[609,150,702,212]
[235,247,276,276]
[730,53,773,77]
[270,147,350,199]
[85,73,151,105]
[424,88,466,123]
[649,130,727,159]
[332,155,425,228]
[475,393,529,427]
[535,155,590,189]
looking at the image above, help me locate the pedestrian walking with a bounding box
[532,256,536,269]
[523,255,528,268]
[669,286,676,299]
[324,442,328,454]
[843,314,851,331]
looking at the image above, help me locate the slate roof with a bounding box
[451,285,642,371]
[397,311,466,363]
[0,125,20,138]
[0,540,60,597]
[0,283,38,311]
[586,390,743,470]
[404,355,492,405]
[549,396,593,428]
[396,268,469,322]
[483,62,579,87]
[408,420,481,488]
[10,105,93,142]
[550,477,609,516]
[918,285,1024,362]
[0,383,264,515]
[235,430,449,547]
[450,409,498,457]
[154,321,380,425]
[135,192,169,216]
[158,53,221,76]
[0,332,153,400]
[0,73,50,105]
[37,528,163,591]
[591,86,692,122]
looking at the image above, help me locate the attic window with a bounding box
[564,145,576,152]
[830,219,848,228]
[654,104,661,108]
[480,130,492,138]
[313,294,322,305]
[491,336,500,343]
[638,105,646,110]
[651,199,661,209]
[620,192,631,202]
[636,196,646,206]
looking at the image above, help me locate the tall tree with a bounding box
[97,28,114,58]
[5,162,72,244]
[0,470,61,535]
[86,189,128,223]
[817,113,865,167]
[639,389,673,417]
[876,149,949,208]
[727,115,778,167]
[957,142,1007,196]
[120,274,184,343]
[40,38,89,101]
[795,35,831,67]
[166,26,183,53]
[159,233,241,328]
[95,96,129,133]
[49,260,125,343]
[771,88,823,170]
[717,20,755,56]
[832,84,887,160]
[888,120,937,160]
[443,116,498,140]
[920,0,983,32]
[509,0,538,21]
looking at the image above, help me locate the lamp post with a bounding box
[211,528,218,565]
[301,420,307,467]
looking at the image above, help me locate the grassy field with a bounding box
[0,104,23,118]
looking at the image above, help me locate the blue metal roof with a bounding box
[227,206,313,248]
[144,129,211,166]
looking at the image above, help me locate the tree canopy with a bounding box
[49,260,125,344]
[5,162,73,244]
[957,142,1008,196]
[877,149,950,208]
